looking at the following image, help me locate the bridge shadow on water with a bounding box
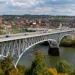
[40,41,59,56]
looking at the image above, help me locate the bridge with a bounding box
[0,28,75,67]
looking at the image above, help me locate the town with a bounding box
[0,15,75,34]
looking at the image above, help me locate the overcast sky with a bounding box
[0,0,75,15]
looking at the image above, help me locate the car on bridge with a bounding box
[5,35,10,38]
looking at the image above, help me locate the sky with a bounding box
[0,0,75,15]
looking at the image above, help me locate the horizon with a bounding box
[0,14,75,17]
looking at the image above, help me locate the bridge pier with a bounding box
[48,40,59,56]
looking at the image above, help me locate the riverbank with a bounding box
[60,35,75,47]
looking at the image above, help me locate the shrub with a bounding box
[55,60,74,73]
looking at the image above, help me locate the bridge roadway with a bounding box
[0,28,74,42]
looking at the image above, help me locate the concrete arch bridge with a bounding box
[0,28,75,67]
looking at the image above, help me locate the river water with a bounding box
[18,44,75,68]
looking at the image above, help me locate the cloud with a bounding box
[51,0,57,2]
[30,7,52,15]
[49,4,75,15]
[0,0,75,15]
[7,0,44,8]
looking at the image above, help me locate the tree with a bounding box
[0,67,4,75]
[30,50,50,75]
[0,56,14,75]
[17,65,26,75]
[0,55,26,75]
[55,60,74,73]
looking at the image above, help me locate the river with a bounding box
[18,44,75,68]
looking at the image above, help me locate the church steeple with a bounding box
[58,22,62,29]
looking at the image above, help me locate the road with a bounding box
[0,28,74,42]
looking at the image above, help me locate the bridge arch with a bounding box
[15,34,74,67]
[15,39,58,67]
[59,34,72,45]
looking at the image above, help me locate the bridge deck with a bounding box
[0,28,74,42]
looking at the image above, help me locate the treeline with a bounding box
[3,15,75,21]
[0,51,75,75]
[3,15,50,21]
